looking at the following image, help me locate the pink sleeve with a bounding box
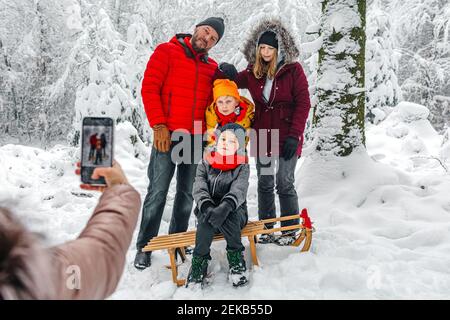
[50,184,141,300]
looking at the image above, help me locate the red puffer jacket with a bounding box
[141,34,219,133]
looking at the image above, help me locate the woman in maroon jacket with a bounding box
[221,18,311,245]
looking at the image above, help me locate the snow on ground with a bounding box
[1,103,449,299]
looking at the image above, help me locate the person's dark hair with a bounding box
[0,208,51,299]
[196,17,225,43]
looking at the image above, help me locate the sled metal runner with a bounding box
[142,213,313,286]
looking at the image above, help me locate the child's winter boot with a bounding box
[186,255,209,288]
[258,233,276,244]
[226,249,249,287]
[274,230,298,246]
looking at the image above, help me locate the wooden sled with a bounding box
[142,209,313,286]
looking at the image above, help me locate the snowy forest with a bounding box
[1,0,450,299]
[0,0,448,147]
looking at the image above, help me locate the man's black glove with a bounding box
[198,202,215,224]
[219,62,238,81]
[208,199,235,229]
[282,137,299,160]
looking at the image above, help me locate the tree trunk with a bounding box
[314,0,366,156]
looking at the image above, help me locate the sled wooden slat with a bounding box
[142,215,313,286]
[151,230,197,239]
[257,214,300,224]
[145,224,265,249]
[149,223,263,241]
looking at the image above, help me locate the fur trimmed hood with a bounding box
[241,18,300,65]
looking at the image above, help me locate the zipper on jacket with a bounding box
[191,59,199,131]
[268,78,277,110]
[267,63,287,109]
[212,170,222,198]
[177,36,202,132]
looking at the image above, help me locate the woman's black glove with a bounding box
[198,202,215,224]
[208,199,235,229]
[282,137,299,160]
[219,62,238,81]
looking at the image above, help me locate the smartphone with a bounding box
[80,117,114,185]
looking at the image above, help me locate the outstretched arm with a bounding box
[51,162,141,299]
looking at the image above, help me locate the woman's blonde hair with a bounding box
[252,44,278,80]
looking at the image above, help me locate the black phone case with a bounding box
[81,117,113,186]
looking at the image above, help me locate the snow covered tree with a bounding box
[6,0,446,149]
[0,40,20,141]
[7,0,54,142]
[314,0,367,156]
[0,2,35,141]
[1,0,323,146]
[391,0,450,133]
[68,4,153,156]
[0,0,77,144]
[365,0,402,124]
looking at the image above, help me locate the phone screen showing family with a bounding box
[82,125,113,168]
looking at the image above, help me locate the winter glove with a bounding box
[282,136,299,160]
[219,62,238,81]
[153,124,171,152]
[208,199,235,229]
[198,202,215,224]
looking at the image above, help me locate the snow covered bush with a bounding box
[365,2,402,124]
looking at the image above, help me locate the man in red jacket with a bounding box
[135,17,227,269]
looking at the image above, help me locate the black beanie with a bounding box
[217,123,246,154]
[196,17,225,43]
[258,31,278,49]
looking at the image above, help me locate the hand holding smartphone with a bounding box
[80,117,114,186]
[75,161,129,192]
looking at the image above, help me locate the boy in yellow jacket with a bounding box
[205,79,254,148]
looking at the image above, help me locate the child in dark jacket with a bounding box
[187,123,250,288]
